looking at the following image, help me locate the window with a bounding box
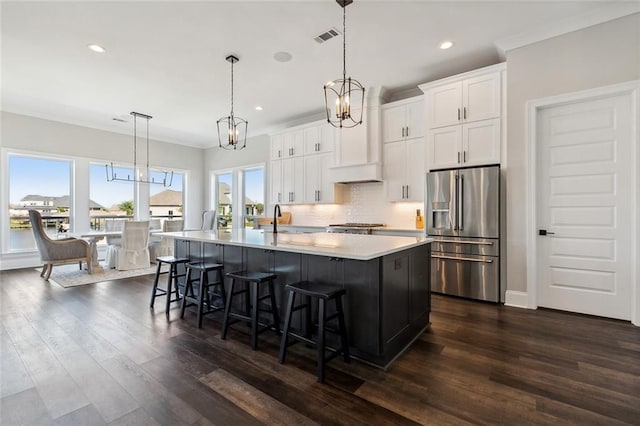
[8,155,71,251]
[89,163,134,231]
[149,170,184,226]
[215,172,233,230]
[243,166,265,228]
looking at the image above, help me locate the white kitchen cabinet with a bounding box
[281,157,304,203]
[428,118,500,169]
[303,153,343,203]
[304,124,335,155]
[426,71,500,129]
[271,135,283,160]
[382,97,425,144]
[283,130,304,158]
[270,159,283,204]
[383,138,425,202]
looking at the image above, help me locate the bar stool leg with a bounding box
[180,266,192,319]
[150,261,163,308]
[317,298,326,383]
[221,278,235,340]
[250,281,259,350]
[164,263,174,317]
[197,269,206,329]
[278,290,296,363]
[268,279,281,335]
[335,296,350,362]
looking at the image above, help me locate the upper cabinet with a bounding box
[426,72,500,129]
[420,63,505,170]
[303,125,335,155]
[382,97,425,144]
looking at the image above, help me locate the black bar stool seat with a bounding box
[180,261,225,328]
[279,280,350,383]
[150,256,190,318]
[221,270,281,350]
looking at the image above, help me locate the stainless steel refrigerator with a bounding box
[426,165,500,302]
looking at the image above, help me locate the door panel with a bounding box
[458,166,499,238]
[537,93,633,320]
[431,253,499,302]
[462,73,500,123]
[426,170,456,236]
[428,126,461,170]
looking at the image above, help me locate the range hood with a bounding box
[329,162,382,183]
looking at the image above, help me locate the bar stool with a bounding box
[150,255,190,318]
[221,271,281,350]
[278,281,350,383]
[180,262,225,328]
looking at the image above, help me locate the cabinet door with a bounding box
[462,118,500,166]
[427,82,462,129]
[282,157,304,203]
[271,135,283,160]
[382,104,406,144]
[462,72,500,123]
[318,153,339,203]
[337,108,367,165]
[303,125,320,155]
[405,100,425,140]
[405,138,425,201]
[269,160,282,204]
[427,126,462,170]
[318,125,336,154]
[283,130,304,157]
[383,141,406,202]
[303,155,321,203]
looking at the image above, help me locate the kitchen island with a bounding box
[159,229,433,369]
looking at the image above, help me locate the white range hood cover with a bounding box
[329,162,382,184]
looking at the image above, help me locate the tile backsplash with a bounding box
[284,182,424,229]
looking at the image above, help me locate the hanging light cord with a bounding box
[230,58,234,118]
[342,4,347,80]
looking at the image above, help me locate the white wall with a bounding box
[0,111,205,268]
[505,13,640,294]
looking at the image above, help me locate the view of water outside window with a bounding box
[217,173,233,230]
[89,163,134,234]
[243,167,265,228]
[8,155,71,250]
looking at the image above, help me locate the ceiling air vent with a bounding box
[314,27,341,44]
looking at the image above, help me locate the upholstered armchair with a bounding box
[113,221,150,270]
[149,219,184,261]
[29,210,91,280]
[201,210,216,230]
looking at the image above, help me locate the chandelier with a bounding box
[323,0,364,128]
[105,112,174,186]
[218,55,248,150]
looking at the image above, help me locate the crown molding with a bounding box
[495,3,640,53]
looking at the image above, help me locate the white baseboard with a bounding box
[505,290,533,309]
[0,252,41,271]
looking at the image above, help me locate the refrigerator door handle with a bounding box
[454,174,459,230]
[459,175,464,231]
[432,239,494,246]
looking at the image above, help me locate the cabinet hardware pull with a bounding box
[406,185,409,199]
[463,107,467,120]
[457,152,461,163]
[457,108,461,121]
[463,150,467,162]
[278,150,281,158]
[432,254,493,263]
[432,239,494,246]
[406,127,409,137]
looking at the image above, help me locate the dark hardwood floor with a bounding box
[1,267,639,425]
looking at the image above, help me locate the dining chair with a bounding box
[113,221,151,270]
[104,219,126,269]
[28,210,91,279]
[149,219,184,261]
[201,210,217,231]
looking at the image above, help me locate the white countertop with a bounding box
[158,229,433,261]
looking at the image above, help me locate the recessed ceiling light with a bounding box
[255,106,263,111]
[87,44,106,53]
[439,40,454,50]
[273,51,292,63]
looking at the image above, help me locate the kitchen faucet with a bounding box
[273,204,282,234]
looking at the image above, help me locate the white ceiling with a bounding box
[1,1,636,148]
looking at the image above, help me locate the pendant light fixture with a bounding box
[323,0,364,128]
[218,55,248,150]
[105,112,174,186]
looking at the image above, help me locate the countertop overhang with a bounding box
[158,229,433,261]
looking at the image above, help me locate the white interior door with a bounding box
[537,93,633,320]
